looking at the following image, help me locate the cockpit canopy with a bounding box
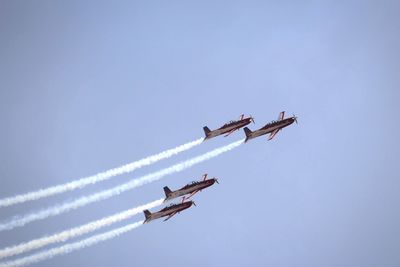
[162,203,178,210]
[223,120,237,127]
[182,181,200,189]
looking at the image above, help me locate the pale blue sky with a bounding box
[1,1,399,266]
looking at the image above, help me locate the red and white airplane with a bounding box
[244,111,297,142]
[163,174,218,202]
[143,200,195,223]
[203,114,254,140]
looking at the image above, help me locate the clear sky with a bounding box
[1,1,399,266]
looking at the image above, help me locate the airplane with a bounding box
[143,200,195,223]
[243,111,297,142]
[163,174,218,202]
[203,114,255,140]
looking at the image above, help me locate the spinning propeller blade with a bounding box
[293,114,298,124]
[250,115,255,124]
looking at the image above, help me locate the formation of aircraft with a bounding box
[203,114,254,140]
[202,111,296,142]
[204,111,297,142]
[143,111,297,223]
[143,200,195,223]
[143,174,218,223]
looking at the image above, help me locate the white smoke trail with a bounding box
[0,139,243,231]
[0,138,203,208]
[0,199,163,259]
[0,221,144,267]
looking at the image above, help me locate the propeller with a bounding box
[249,115,255,124]
[192,201,197,207]
[293,114,298,124]
[215,178,219,184]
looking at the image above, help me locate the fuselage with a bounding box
[165,179,216,201]
[206,118,252,139]
[145,201,193,223]
[247,117,295,140]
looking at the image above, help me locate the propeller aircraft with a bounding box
[244,111,297,142]
[203,114,254,140]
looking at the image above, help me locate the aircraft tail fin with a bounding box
[244,127,252,142]
[203,126,211,139]
[163,186,172,199]
[143,210,151,223]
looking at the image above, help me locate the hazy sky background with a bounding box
[1,1,399,266]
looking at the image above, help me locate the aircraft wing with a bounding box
[163,212,178,221]
[268,129,280,140]
[278,111,285,121]
[224,128,237,137]
[184,190,199,200]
